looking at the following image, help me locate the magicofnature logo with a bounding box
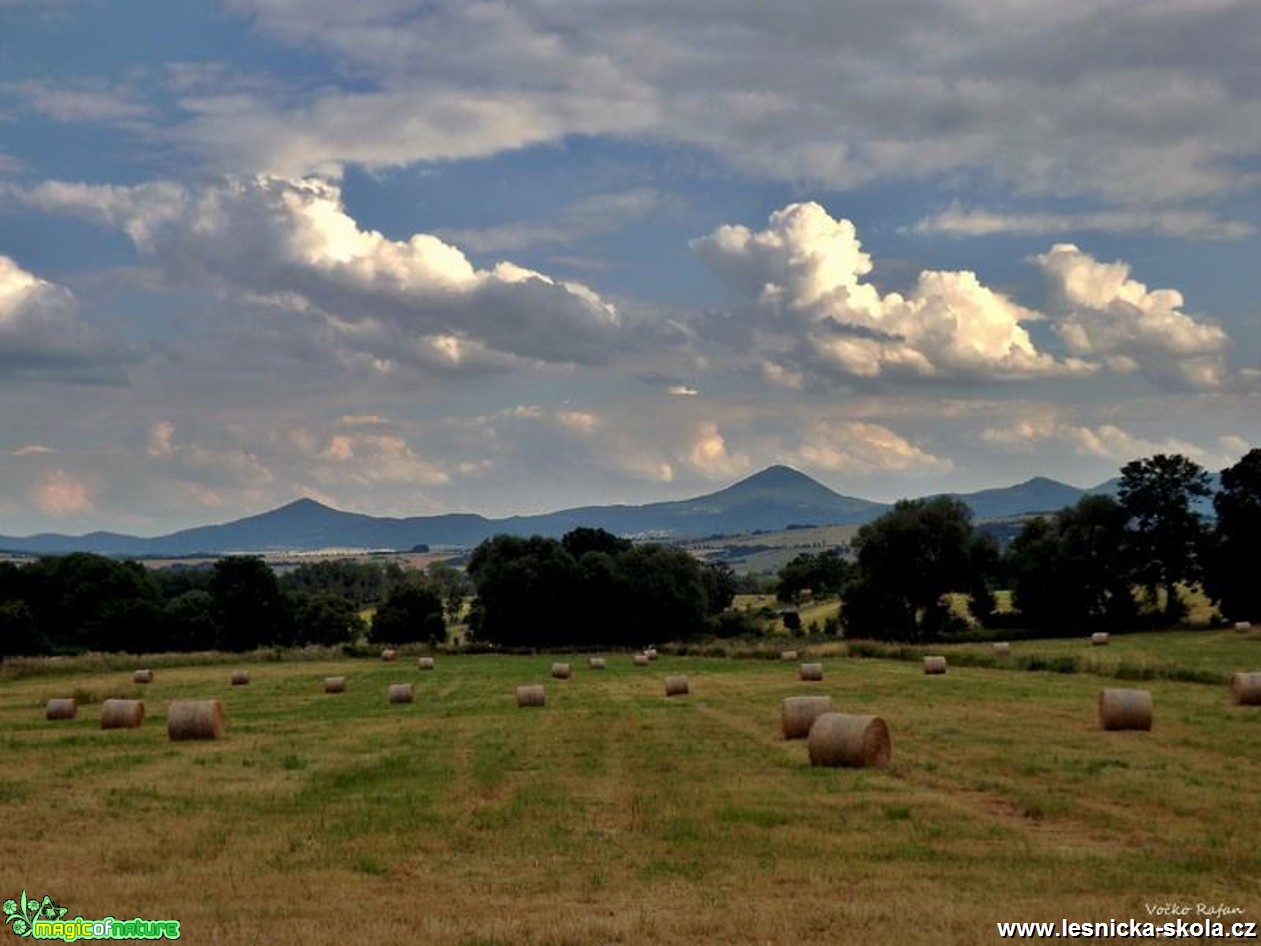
[3,892,65,937]
[4,891,179,941]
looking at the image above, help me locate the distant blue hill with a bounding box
[0,465,1217,556]
[941,476,1092,519]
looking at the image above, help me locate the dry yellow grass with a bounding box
[2,653,1258,944]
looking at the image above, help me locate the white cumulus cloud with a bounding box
[789,421,953,476]
[693,202,1084,385]
[1035,243,1229,389]
[22,175,631,369]
[0,254,135,382]
[982,416,1226,467]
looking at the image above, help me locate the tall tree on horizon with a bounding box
[1117,453,1211,622]
[1205,448,1261,623]
[1005,494,1138,632]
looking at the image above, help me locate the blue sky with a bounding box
[1,0,1259,535]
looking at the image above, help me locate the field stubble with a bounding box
[0,647,1258,945]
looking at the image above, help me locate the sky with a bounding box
[1,0,1259,536]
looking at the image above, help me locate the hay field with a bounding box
[2,651,1258,945]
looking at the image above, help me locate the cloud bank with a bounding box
[22,176,634,370]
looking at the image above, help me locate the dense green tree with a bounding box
[209,556,290,651]
[292,593,366,646]
[0,600,51,658]
[967,533,1001,622]
[1206,448,1261,622]
[466,535,583,646]
[843,497,989,641]
[22,553,162,652]
[424,562,473,623]
[105,597,168,655]
[775,550,851,603]
[164,590,219,652]
[467,531,714,648]
[1118,453,1211,621]
[0,561,29,601]
[279,560,399,607]
[369,584,445,645]
[561,527,632,559]
[1005,495,1138,632]
[613,544,709,641]
[700,561,737,615]
[150,565,213,601]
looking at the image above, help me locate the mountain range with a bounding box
[0,465,1126,556]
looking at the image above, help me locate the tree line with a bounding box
[779,449,1261,641]
[0,556,462,658]
[0,526,736,657]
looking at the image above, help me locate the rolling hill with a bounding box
[0,465,1124,556]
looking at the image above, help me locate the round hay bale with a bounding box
[381,648,398,662]
[807,713,891,768]
[1235,621,1253,632]
[132,669,154,684]
[645,648,658,661]
[781,695,834,740]
[664,674,689,697]
[551,662,572,680]
[1091,632,1110,646]
[799,662,824,682]
[923,655,947,675]
[323,676,346,694]
[516,684,545,707]
[387,683,415,704]
[167,700,225,741]
[633,654,650,666]
[588,657,606,670]
[45,698,77,721]
[1230,672,1261,706]
[1098,688,1153,731]
[780,650,799,661]
[992,642,1011,656]
[230,670,250,686]
[100,699,144,729]
[418,656,435,670]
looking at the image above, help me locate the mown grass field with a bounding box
[2,639,1259,945]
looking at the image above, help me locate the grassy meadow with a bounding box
[2,638,1259,944]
